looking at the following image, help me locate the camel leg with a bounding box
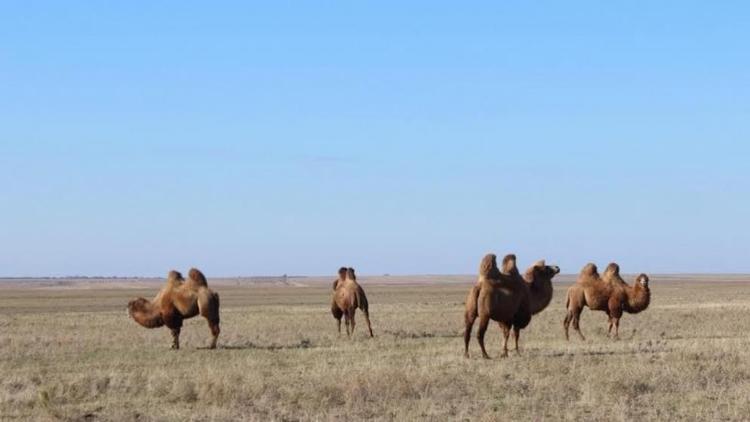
[464,313,476,358]
[349,310,356,335]
[572,310,586,341]
[500,324,510,358]
[607,318,616,338]
[607,315,622,340]
[363,311,374,338]
[198,306,220,350]
[612,316,621,340]
[332,303,343,335]
[609,307,623,340]
[197,291,220,349]
[476,315,491,359]
[565,303,584,341]
[512,326,521,355]
[207,321,220,349]
[344,313,351,337]
[170,327,181,350]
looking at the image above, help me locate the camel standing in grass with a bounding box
[331,267,374,337]
[563,263,650,340]
[464,254,560,358]
[127,269,220,349]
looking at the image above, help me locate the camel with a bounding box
[331,267,373,337]
[563,263,650,340]
[127,268,220,349]
[464,254,560,358]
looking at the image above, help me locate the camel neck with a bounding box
[527,276,554,314]
[625,283,650,313]
[129,299,164,328]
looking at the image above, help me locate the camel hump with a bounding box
[479,254,499,278]
[581,263,598,277]
[167,270,184,284]
[604,262,620,276]
[501,254,518,275]
[346,267,356,281]
[188,268,208,287]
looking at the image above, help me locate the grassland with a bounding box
[1,275,749,421]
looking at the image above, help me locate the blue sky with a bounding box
[1,2,748,276]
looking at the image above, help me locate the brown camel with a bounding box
[464,254,560,358]
[331,267,374,337]
[127,268,220,349]
[563,263,650,340]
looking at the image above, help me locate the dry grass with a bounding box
[1,276,749,421]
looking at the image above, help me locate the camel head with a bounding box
[635,273,650,288]
[501,254,519,275]
[526,260,561,281]
[127,297,164,328]
[127,297,149,318]
[346,267,356,281]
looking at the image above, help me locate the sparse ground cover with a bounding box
[1,276,749,421]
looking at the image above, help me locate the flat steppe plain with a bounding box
[1,274,749,421]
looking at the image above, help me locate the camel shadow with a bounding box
[212,339,315,351]
[544,347,672,358]
[663,334,742,340]
[383,329,459,340]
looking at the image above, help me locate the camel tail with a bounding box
[356,285,375,337]
[465,284,481,323]
[356,286,369,314]
[207,291,220,324]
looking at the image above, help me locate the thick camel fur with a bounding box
[331,267,374,338]
[127,269,220,349]
[464,254,560,359]
[563,263,650,340]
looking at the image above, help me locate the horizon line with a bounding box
[2,272,750,280]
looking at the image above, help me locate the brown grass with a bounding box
[1,276,749,421]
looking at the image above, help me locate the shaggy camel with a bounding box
[464,254,560,358]
[563,263,650,340]
[127,268,220,349]
[331,267,373,337]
